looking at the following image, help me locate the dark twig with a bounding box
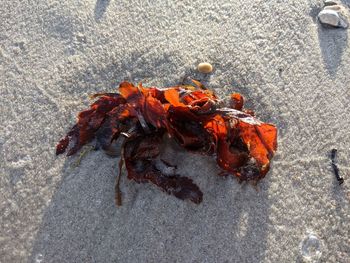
[115,150,124,206]
[330,149,344,185]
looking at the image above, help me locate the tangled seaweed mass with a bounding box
[56,80,277,205]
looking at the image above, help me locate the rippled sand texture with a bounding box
[1,0,350,262]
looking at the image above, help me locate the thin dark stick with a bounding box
[115,126,137,206]
[115,149,124,206]
[330,149,344,185]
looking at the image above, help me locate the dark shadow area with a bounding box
[94,0,111,22]
[341,0,350,9]
[29,52,271,262]
[309,4,323,23]
[30,149,270,263]
[318,25,348,76]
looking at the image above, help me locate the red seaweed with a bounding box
[56,80,277,205]
[123,134,203,204]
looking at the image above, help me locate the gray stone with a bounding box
[324,0,341,6]
[318,9,349,28]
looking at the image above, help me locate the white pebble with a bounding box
[318,9,348,28]
[198,62,213,73]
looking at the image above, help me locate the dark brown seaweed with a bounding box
[123,134,203,203]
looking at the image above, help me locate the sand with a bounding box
[1,0,350,262]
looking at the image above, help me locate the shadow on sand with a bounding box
[94,0,111,22]
[318,26,348,76]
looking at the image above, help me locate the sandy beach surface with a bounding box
[1,0,350,262]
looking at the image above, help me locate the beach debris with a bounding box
[56,80,277,205]
[318,3,349,28]
[330,149,344,185]
[300,232,323,262]
[198,62,213,73]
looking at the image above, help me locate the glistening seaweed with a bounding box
[56,80,278,205]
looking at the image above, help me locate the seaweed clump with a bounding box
[56,80,277,205]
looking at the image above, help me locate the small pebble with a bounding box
[75,33,87,43]
[324,0,340,6]
[318,9,348,28]
[198,62,213,73]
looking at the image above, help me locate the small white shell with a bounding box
[197,62,213,73]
